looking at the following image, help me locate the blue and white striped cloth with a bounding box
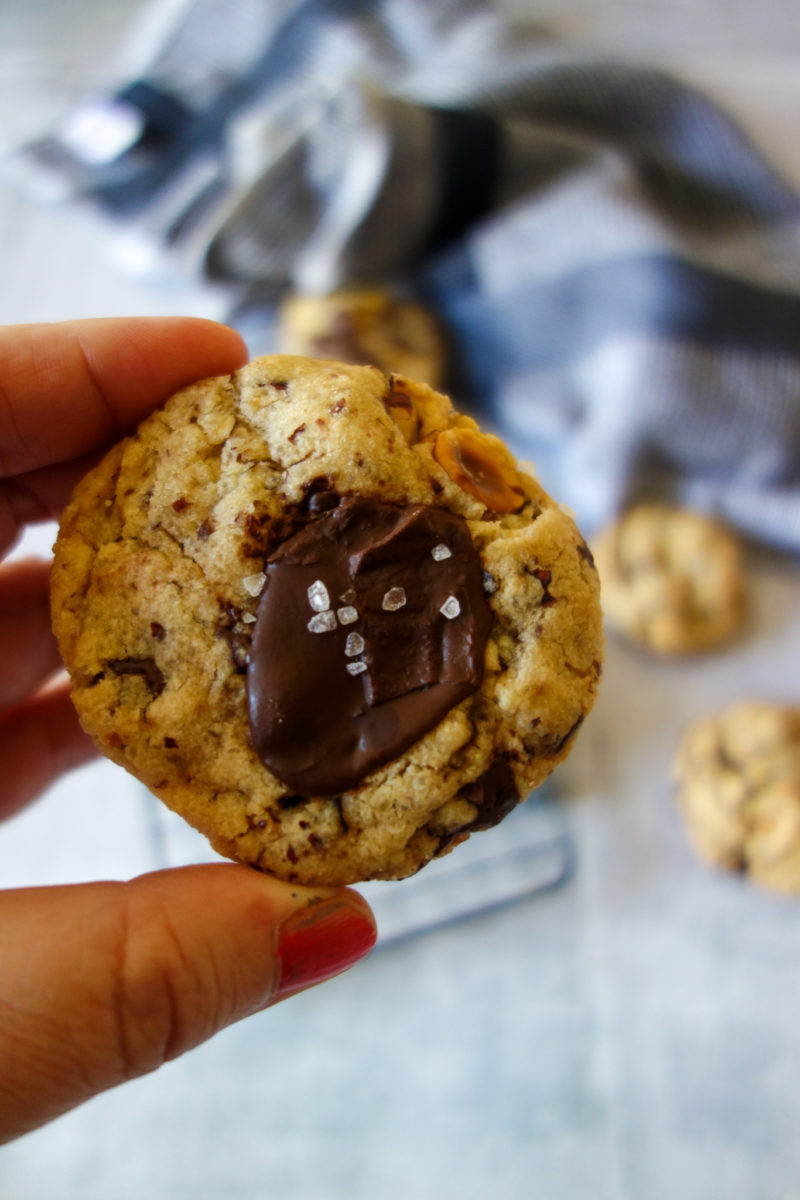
[11,0,800,549]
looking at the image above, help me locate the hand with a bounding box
[0,319,376,1144]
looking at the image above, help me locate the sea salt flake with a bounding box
[440,595,461,620]
[242,572,266,597]
[382,586,407,611]
[345,632,365,657]
[307,580,330,611]
[337,605,358,625]
[346,659,367,676]
[242,612,257,623]
[431,543,452,561]
[308,610,337,634]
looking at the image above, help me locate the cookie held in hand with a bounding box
[52,356,603,885]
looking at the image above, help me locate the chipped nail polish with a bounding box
[276,896,376,997]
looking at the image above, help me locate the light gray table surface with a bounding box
[1,4,800,1198]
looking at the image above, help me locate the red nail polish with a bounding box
[276,896,376,997]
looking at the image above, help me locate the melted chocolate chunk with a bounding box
[434,759,519,855]
[247,498,492,794]
[301,475,340,517]
[458,759,519,832]
[107,656,165,696]
[530,566,556,607]
[577,540,596,569]
[548,714,585,755]
[278,794,307,810]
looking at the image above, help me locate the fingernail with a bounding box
[276,895,377,998]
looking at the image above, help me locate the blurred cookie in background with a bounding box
[592,502,745,655]
[277,288,447,388]
[674,701,800,895]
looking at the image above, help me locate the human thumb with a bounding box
[0,863,376,1143]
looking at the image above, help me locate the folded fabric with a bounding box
[8,0,800,549]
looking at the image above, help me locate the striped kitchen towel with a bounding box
[9,0,800,547]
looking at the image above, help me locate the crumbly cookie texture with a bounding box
[674,701,800,895]
[592,502,745,655]
[52,355,603,886]
[277,288,446,388]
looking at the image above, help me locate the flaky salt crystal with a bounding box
[308,610,337,633]
[382,587,407,611]
[242,612,257,623]
[242,572,266,597]
[431,543,452,561]
[440,595,461,619]
[345,632,365,657]
[307,579,330,611]
[346,660,367,676]
[337,605,358,625]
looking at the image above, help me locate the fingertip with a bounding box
[115,866,376,1072]
[140,316,250,371]
[274,888,378,999]
[0,864,377,1140]
[70,315,252,425]
[0,317,252,478]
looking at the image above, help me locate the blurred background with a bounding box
[2,2,800,1197]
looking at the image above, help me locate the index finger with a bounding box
[0,317,248,480]
[0,317,248,553]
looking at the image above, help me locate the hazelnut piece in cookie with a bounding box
[52,355,603,886]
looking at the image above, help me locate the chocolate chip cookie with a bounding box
[592,503,745,655]
[277,288,446,387]
[674,701,800,894]
[52,355,603,886]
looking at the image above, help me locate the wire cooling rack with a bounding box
[356,785,573,947]
[146,780,573,948]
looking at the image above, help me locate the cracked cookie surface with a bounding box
[592,503,745,655]
[674,701,800,895]
[52,355,603,886]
